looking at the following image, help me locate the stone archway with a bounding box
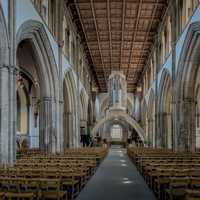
[91,110,145,142]
[147,90,155,147]
[158,69,172,149]
[79,89,88,147]
[176,22,200,152]
[80,89,88,129]
[141,99,148,139]
[63,70,77,148]
[80,89,88,122]
[16,20,60,153]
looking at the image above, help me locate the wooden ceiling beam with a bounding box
[68,1,166,6]
[87,39,154,44]
[83,30,156,34]
[136,0,159,83]
[74,0,103,91]
[90,0,107,82]
[107,0,113,73]
[80,16,161,21]
[126,0,143,77]
[120,0,126,71]
[69,0,168,92]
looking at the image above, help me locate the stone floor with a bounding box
[76,146,156,200]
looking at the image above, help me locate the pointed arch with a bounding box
[158,69,172,148]
[141,98,148,137]
[176,21,200,152]
[147,89,155,147]
[16,20,59,98]
[0,4,9,65]
[87,99,93,126]
[63,70,77,148]
[16,20,60,153]
[91,110,145,142]
[80,89,88,122]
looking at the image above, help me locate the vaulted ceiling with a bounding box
[67,0,169,92]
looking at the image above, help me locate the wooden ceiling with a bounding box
[67,0,168,92]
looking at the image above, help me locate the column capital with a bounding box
[42,97,53,102]
[0,64,18,72]
[182,97,196,103]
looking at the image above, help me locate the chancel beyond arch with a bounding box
[92,71,145,143]
[91,110,145,142]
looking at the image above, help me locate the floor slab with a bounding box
[76,146,156,200]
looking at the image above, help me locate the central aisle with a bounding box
[76,146,156,200]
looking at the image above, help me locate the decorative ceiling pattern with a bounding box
[68,0,168,92]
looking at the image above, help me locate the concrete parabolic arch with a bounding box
[92,110,145,142]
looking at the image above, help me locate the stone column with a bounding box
[171,1,178,152]
[166,113,172,149]
[177,98,196,152]
[0,65,17,165]
[155,38,160,149]
[63,111,68,148]
[0,0,17,165]
[39,97,55,153]
[152,118,156,147]
[57,0,64,153]
[148,119,153,147]
[75,36,80,148]
[63,111,73,148]
[29,97,39,148]
[162,112,169,148]
[155,112,163,148]
[67,112,74,148]
[91,91,96,124]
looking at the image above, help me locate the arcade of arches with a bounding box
[1,0,200,199]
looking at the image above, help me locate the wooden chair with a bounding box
[40,179,67,200]
[61,173,79,200]
[184,189,200,200]
[20,179,40,200]
[164,177,190,200]
[0,192,5,200]
[4,192,34,200]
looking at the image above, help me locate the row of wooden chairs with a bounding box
[127,147,200,200]
[0,147,108,200]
